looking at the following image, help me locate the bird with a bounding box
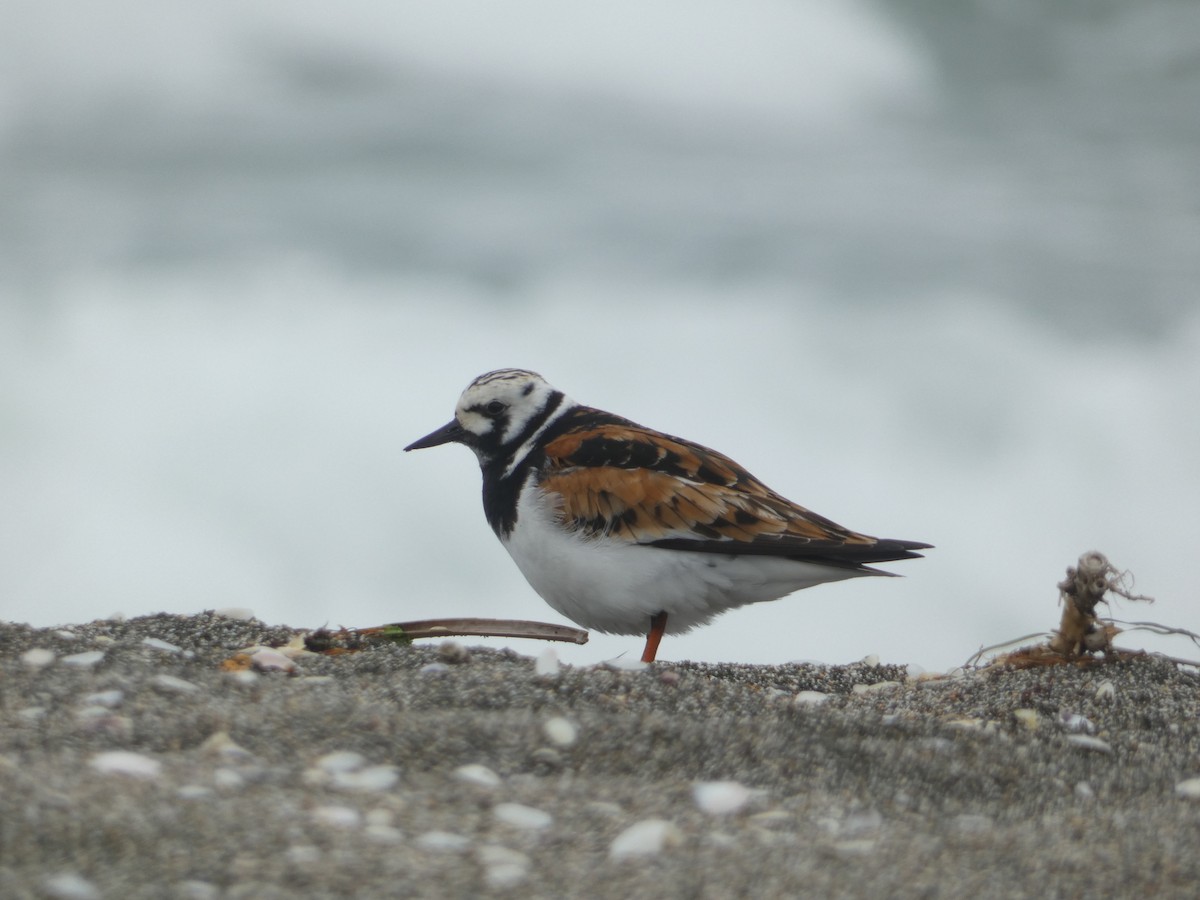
[404,369,930,663]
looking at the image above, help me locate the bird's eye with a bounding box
[485,401,506,416]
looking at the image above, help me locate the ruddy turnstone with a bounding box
[405,369,930,662]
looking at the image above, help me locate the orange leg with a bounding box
[641,611,668,663]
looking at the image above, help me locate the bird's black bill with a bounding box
[404,420,465,451]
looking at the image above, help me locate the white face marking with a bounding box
[456,407,491,441]
[500,398,572,479]
[450,369,574,469]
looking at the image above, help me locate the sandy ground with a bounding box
[2,612,1199,899]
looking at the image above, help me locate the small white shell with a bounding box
[609,819,683,860]
[89,751,162,780]
[493,802,553,830]
[542,716,578,747]
[693,781,753,816]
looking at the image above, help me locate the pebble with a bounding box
[213,607,255,620]
[76,705,115,721]
[90,751,162,780]
[198,731,253,761]
[213,768,245,791]
[177,785,213,800]
[151,674,201,695]
[945,717,991,732]
[437,641,471,664]
[841,809,884,837]
[951,814,994,834]
[1175,777,1200,800]
[82,689,124,708]
[315,751,366,774]
[529,747,564,771]
[364,824,404,844]
[141,637,181,653]
[21,647,56,668]
[693,781,753,816]
[61,650,105,669]
[705,831,738,849]
[310,806,362,829]
[1075,781,1095,800]
[1095,680,1117,703]
[250,648,297,674]
[1013,708,1041,730]
[832,839,877,858]
[918,737,955,754]
[453,763,502,789]
[280,844,319,868]
[1066,735,1113,754]
[365,808,394,827]
[1065,734,1108,758]
[176,880,220,900]
[604,657,649,672]
[76,713,131,737]
[42,873,101,900]
[285,844,322,864]
[748,809,792,829]
[534,648,561,677]
[815,813,840,836]
[18,706,47,722]
[416,830,472,852]
[913,671,953,685]
[332,766,399,793]
[542,716,578,747]
[1057,712,1097,734]
[478,845,531,889]
[794,690,830,707]
[609,819,683,860]
[852,681,900,694]
[753,828,795,848]
[419,662,450,676]
[585,801,624,818]
[493,802,553,830]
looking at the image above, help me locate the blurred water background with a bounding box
[2,1,1198,670]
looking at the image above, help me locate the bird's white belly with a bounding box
[501,481,865,635]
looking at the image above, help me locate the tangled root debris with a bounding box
[1049,550,1152,657]
[970,550,1159,669]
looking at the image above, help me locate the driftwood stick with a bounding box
[356,618,589,645]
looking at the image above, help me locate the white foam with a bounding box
[0,2,931,130]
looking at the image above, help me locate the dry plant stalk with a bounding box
[301,618,590,654]
[358,618,589,645]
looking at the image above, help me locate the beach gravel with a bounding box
[2,613,1199,898]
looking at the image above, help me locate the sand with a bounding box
[2,612,1199,899]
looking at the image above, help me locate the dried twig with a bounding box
[1108,619,1200,649]
[964,632,1054,669]
[352,617,589,646]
